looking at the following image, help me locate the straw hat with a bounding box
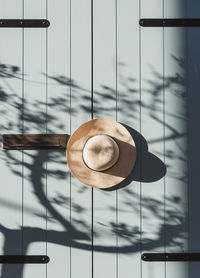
[66,118,136,189]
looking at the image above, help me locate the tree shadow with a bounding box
[0,55,188,277]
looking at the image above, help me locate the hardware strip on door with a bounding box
[0,19,50,28]
[139,18,200,27]
[3,134,69,150]
[0,255,50,264]
[142,253,200,261]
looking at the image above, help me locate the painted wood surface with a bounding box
[164,0,189,276]
[117,1,140,278]
[70,1,92,277]
[93,1,117,278]
[0,1,23,278]
[47,0,70,278]
[0,0,196,277]
[164,1,189,278]
[22,1,47,277]
[141,0,165,277]
[187,0,200,277]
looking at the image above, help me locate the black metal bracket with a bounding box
[0,255,50,264]
[0,19,50,28]
[142,253,200,262]
[139,18,200,27]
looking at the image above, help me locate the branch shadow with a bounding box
[0,55,188,278]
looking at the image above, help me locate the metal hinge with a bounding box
[139,18,200,27]
[142,253,200,261]
[0,19,50,28]
[0,255,50,264]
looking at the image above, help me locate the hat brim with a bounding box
[66,118,136,189]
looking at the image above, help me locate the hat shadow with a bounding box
[103,124,166,191]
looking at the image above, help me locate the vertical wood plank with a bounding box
[93,1,117,278]
[141,1,165,278]
[71,1,92,278]
[187,1,200,277]
[164,0,188,277]
[23,1,47,277]
[117,0,141,278]
[47,0,70,277]
[0,1,23,277]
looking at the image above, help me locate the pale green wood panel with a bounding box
[164,0,189,277]
[187,0,200,277]
[117,1,141,278]
[23,1,47,277]
[0,1,194,278]
[0,1,23,277]
[47,0,70,277]
[93,1,117,278]
[141,0,165,278]
[71,1,92,277]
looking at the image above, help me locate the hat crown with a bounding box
[82,134,119,171]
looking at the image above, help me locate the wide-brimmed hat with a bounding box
[66,118,136,189]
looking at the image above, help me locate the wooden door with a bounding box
[0,0,199,277]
